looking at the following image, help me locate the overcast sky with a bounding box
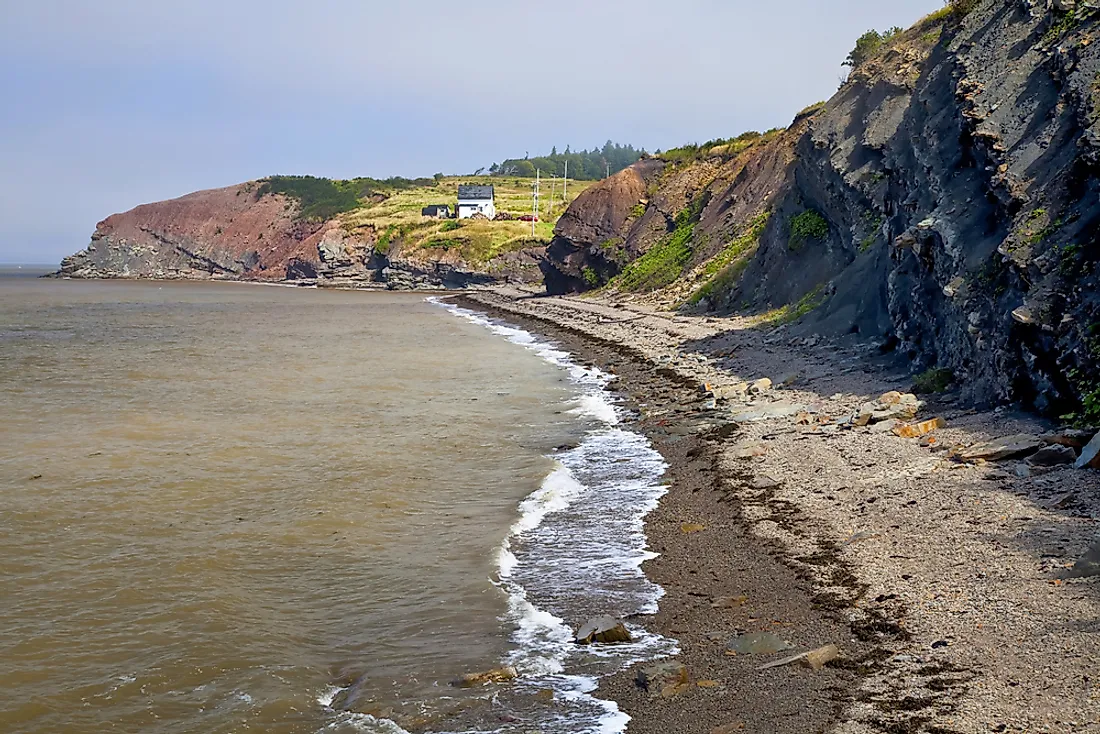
[0,0,941,263]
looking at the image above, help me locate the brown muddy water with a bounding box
[0,275,672,734]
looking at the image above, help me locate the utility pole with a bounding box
[532,169,540,236]
[563,160,568,202]
[606,162,610,179]
[550,175,556,217]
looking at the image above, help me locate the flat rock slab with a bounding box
[725,632,793,655]
[960,433,1044,462]
[731,402,807,423]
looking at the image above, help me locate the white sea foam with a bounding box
[319,712,412,734]
[429,297,678,734]
[317,685,342,707]
[566,394,620,425]
[318,689,413,734]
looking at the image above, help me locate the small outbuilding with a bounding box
[457,185,496,220]
[422,204,452,219]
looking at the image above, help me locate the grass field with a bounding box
[339,175,594,264]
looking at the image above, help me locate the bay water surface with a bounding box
[0,274,673,733]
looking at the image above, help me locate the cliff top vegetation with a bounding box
[339,175,596,264]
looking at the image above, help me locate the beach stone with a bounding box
[725,632,792,655]
[1074,432,1100,469]
[712,382,749,400]
[1041,428,1095,450]
[1060,541,1100,579]
[749,378,773,395]
[870,420,902,435]
[635,660,688,696]
[802,644,841,670]
[961,433,1044,462]
[731,441,767,459]
[1027,444,1077,467]
[855,392,924,425]
[893,417,946,438]
[452,666,518,687]
[575,617,632,644]
[711,595,749,609]
[731,402,807,423]
[749,475,781,490]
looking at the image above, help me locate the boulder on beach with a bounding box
[853,392,924,426]
[960,433,1044,462]
[1027,444,1077,467]
[575,616,632,644]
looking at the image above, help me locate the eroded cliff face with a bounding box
[59,184,325,280]
[545,0,1100,416]
[59,185,545,290]
[540,159,667,292]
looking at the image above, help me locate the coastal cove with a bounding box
[11,0,1100,731]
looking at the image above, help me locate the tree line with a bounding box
[487,141,643,180]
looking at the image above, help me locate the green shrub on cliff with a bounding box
[258,174,436,222]
[844,27,902,68]
[614,195,708,292]
[925,0,980,24]
[913,368,955,394]
[258,176,363,221]
[788,210,829,249]
[687,212,769,306]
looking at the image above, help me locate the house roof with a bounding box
[457,185,494,200]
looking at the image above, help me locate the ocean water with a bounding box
[0,276,672,734]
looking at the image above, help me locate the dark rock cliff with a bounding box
[543,0,1100,417]
[541,160,666,293]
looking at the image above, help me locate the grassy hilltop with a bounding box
[261,174,595,265]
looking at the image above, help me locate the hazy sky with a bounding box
[0,0,941,263]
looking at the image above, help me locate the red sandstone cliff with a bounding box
[60,183,332,280]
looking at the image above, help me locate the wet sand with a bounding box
[457,288,1100,734]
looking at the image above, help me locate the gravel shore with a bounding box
[457,288,1100,734]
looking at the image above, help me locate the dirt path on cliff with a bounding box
[460,287,1100,734]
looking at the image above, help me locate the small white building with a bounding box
[456,185,496,220]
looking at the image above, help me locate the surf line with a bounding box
[429,296,678,734]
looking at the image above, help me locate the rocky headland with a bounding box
[55,179,550,290]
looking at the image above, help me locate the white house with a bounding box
[456,185,496,220]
